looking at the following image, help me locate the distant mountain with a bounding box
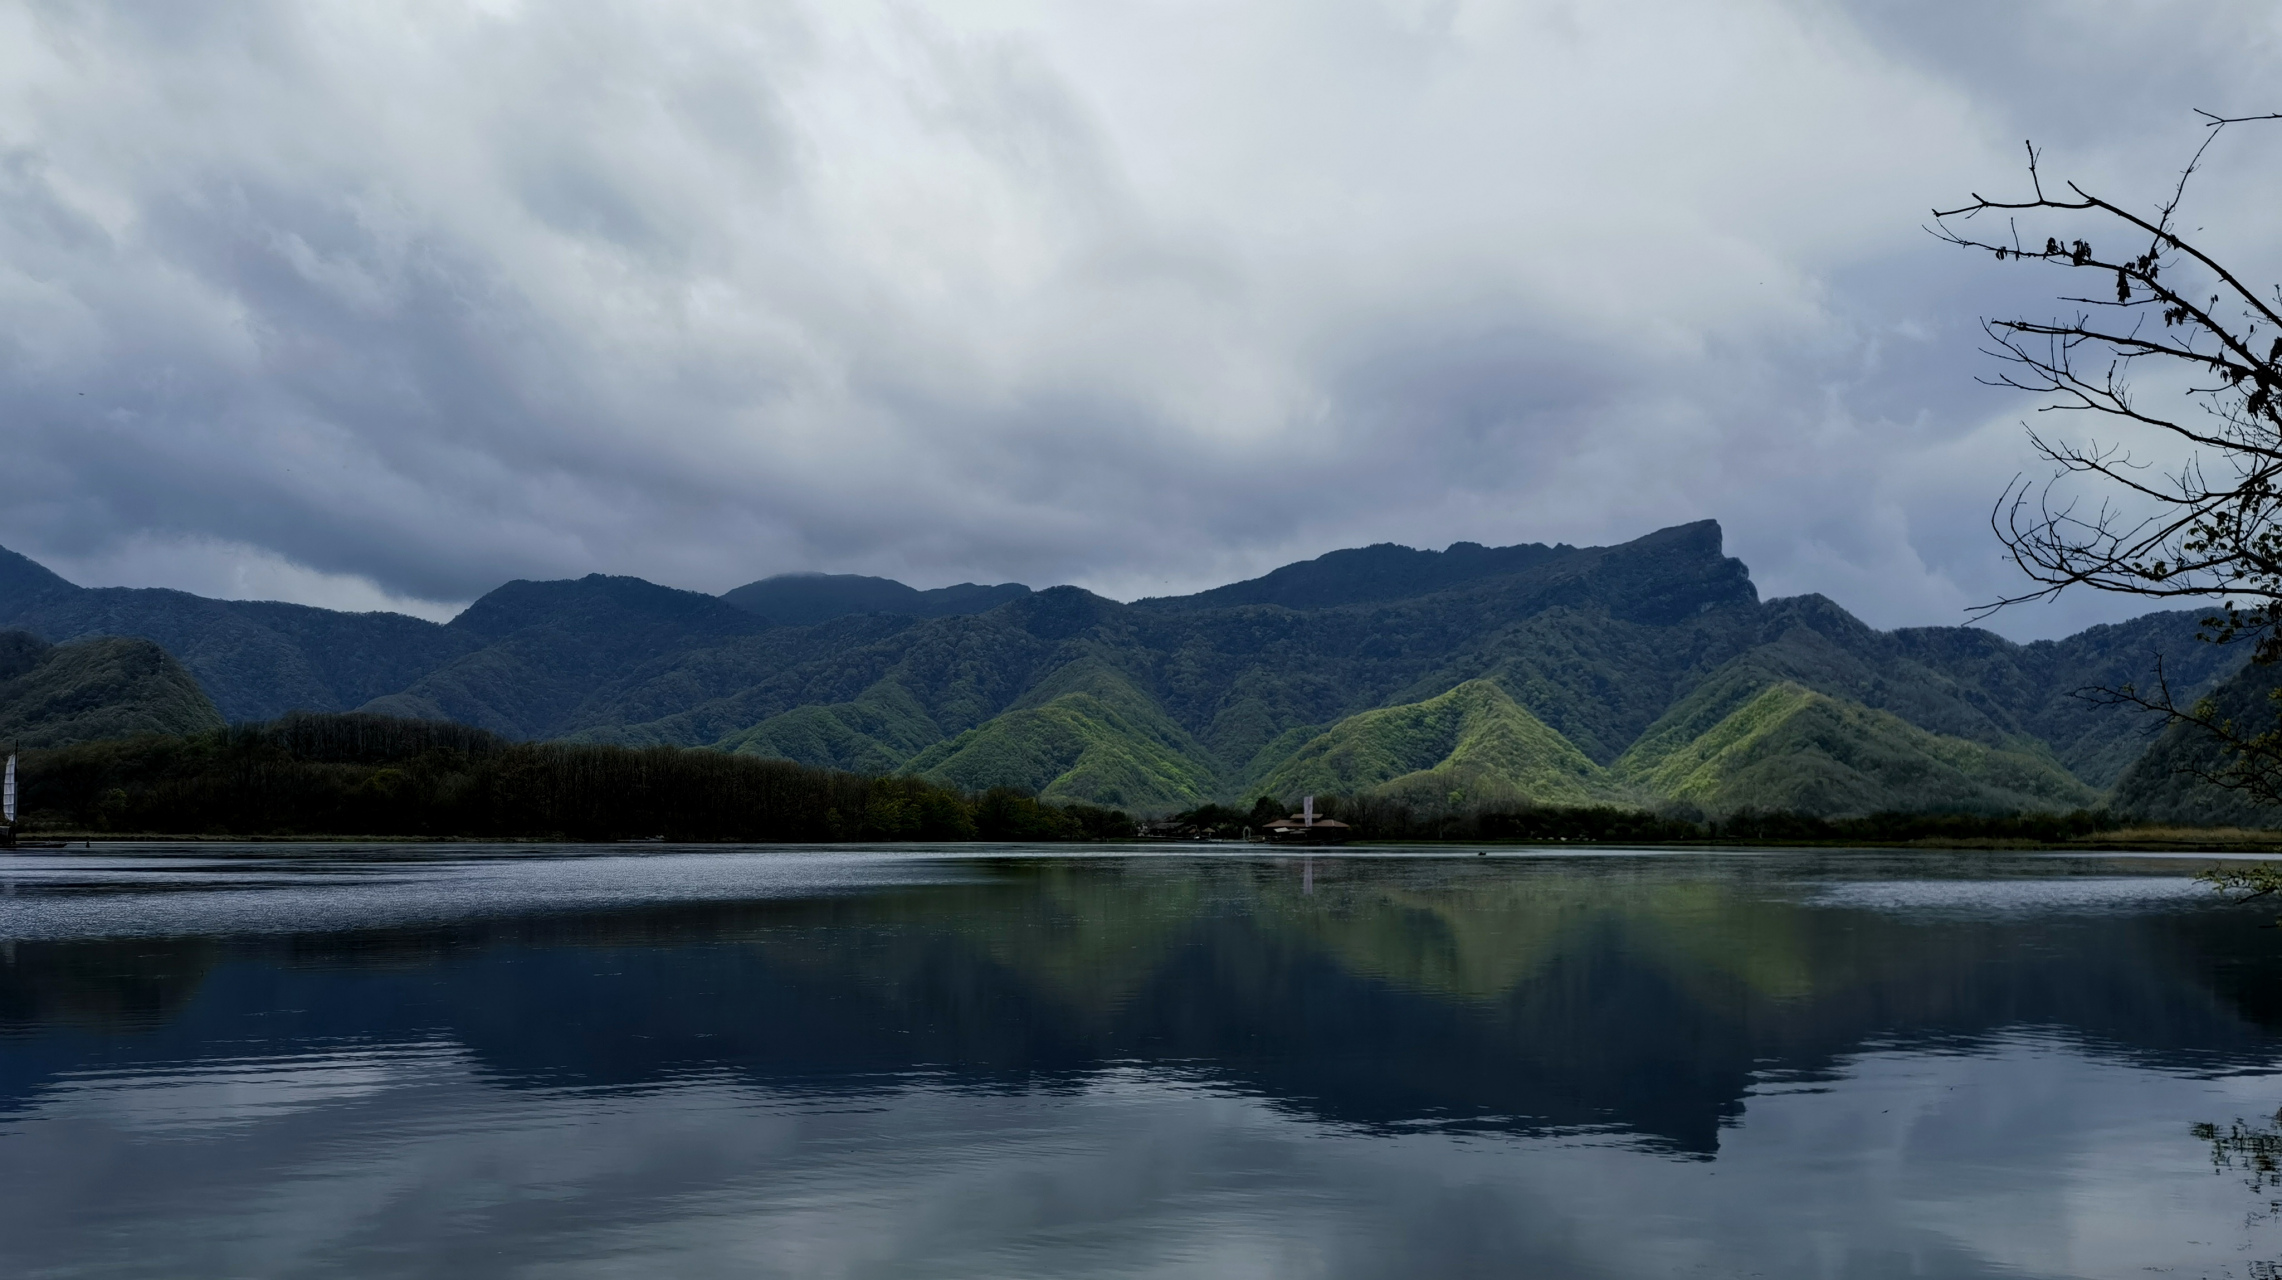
[0,545,473,722]
[2108,660,2282,826]
[0,630,224,747]
[1140,521,1759,624]
[0,524,2256,818]
[721,573,1031,626]
[1132,540,1579,613]
[359,575,772,739]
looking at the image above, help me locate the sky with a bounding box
[2,0,2279,637]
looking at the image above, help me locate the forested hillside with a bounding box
[0,523,2253,819]
[2109,660,2282,826]
[0,630,223,746]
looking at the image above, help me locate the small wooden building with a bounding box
[1260,814,1351,845]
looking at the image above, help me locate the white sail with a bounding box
[3,753,13,825]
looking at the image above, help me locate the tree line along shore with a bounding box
[8,712,2270,849]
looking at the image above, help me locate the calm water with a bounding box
[4,845,2282,1278]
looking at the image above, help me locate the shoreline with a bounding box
[11,829,2282,854]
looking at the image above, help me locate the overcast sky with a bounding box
[2,1,2278,636]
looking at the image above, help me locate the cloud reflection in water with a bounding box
[0,847,2278,1277]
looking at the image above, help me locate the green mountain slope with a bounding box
[2109,660,2282,827]
[906,658,1219,809]
[357,575,773,738]
[1891,611,2244,786]
[1255,678,1610,806]
[720,681,945,775]
[0,631,226,747]
[582,600,1079,761]
[1615,681,2098,817]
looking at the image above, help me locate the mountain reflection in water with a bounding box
[2,847,2280,1278]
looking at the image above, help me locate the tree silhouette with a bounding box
[1935,110,2282,801]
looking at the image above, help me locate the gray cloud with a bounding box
[1,0,2278,636]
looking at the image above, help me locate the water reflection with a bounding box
[2,848,2280,1277]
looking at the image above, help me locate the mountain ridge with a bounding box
[0,525,2254,818]
[721,573,1031,625]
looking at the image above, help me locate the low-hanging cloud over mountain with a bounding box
[2,0,2278,634]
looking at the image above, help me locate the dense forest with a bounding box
[17,714,1134,842]
[9,712,2143,847]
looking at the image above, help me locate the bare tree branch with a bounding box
[1937,113,2282,793]
[1936,116,2282,635]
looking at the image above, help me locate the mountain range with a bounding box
[0,522,2261,819]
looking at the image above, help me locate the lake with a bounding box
[4,844,2282,1278]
